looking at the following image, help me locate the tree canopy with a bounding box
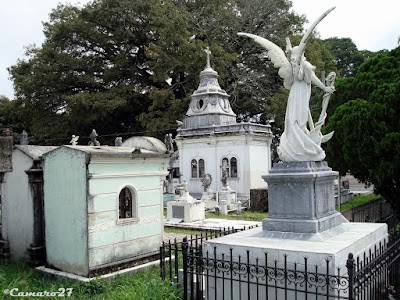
[325,47,400,213]
[8,0,306,143]
[324,37,365,77]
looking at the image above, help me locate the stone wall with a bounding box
[0,137,12,172]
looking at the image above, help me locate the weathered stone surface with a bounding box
[262,161,347,233]
[0,137,13,172]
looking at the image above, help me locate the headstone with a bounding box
[20,130,29,145]
[249,188,268,212]
[219,200,228,215]
[236,200,242,215]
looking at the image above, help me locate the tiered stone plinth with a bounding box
[262,161,347,234]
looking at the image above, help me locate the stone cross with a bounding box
[205,47,211,68]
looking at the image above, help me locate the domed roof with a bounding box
[121,136,167,153]
[183,47,236,129]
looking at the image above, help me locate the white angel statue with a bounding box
[70,135,79,146]
[238,7,336,162]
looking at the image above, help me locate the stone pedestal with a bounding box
[200,191,214,201]
[262,161,347,233]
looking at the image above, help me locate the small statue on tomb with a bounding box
[88,129,100,146]
[221,161,229,189]
[176,120,183,128]
[164,133,174,153]
[115,136,122,147]
[70,135,79,146]
[201,173,212,192]
[181,179,188,193]
[177,178,189,197]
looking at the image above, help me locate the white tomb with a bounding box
[166,180,205,223]
[175,48,273,201]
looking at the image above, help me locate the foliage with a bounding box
[8,0,305,143]
[205,210,267,221]
[9,0,161,143]
[0,97,25,140]
[324,37,365,77]
[164,226,204,236]
[325,47,400,214]
[0,261,181,300]
[141,0,306,135]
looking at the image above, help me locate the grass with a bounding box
[337,193,381,213]
[164,226,204,236]
[205,210,267,221]
[0,262,181,300]
[0,195,381,299]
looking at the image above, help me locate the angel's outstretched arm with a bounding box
[310,72,335,94]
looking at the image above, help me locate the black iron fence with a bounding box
[159,225,259,283]
[183,243,350,300]
[349,198,398,231]
[161,227,400,300]
[349,234,400,300]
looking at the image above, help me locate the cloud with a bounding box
[291,0,400,51]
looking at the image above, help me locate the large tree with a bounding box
[140,0,305,136]
[10,0,165,143]
[10,0,306,142]
[325,47,400,214]
[324,37,365,77]
[0,96,24,139]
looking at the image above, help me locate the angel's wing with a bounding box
[238,32,293,89]
[297,7,336,62]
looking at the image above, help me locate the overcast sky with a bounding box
[1,0,399,99]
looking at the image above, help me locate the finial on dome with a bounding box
[205,47,211,68]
